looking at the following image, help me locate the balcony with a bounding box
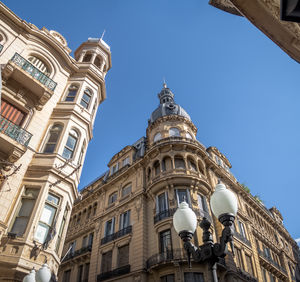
[146,249,186,269]
[258,250,287,274]
[62,245,92,263]
[0,44,3,53]
[97,265,130,281]
[101,225,132,245]
[151,136,206,151]
[2,53,57,110]
[236,268,258,282]
[0,115,32,162]
[234,231,251,247]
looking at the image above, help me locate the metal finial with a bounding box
[163,77,167,88]
[101,29,106,40]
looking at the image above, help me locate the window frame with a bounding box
[64,84,79,102]
[80,88,93,109]
[62,129,79,160]
[42,124,63,154]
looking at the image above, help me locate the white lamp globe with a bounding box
[36,264,51,282]
[210,183,238,219]
[23,269,36,282]
[173,201,197,234]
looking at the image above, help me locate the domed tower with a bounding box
[145,84,212,281]
[147,83,197,146]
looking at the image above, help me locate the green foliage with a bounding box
[254,195,264,204]
[241,183,250,193]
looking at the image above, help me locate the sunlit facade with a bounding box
[58,85,299,282]
[0,2,111,280]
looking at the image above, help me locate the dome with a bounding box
[149,84,191,124]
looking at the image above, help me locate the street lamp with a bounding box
[173,182,238,282]
[22,264,51,282]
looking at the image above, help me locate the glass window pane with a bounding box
[40,204,56,225]
[35,222,49,243]
[62,148,73,159]
[11,217,28,236]
[66,135,77,150]
[47,194,59,205]
[18,199,35,216]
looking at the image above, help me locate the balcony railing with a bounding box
[97,264,130,281]
[236,268,258,282]
[0,115,32,146]
[258,250,287,274]
[101,225,132,245]
[0,44,3,53]
[62,245,92,262]
[146,248,186,269]
[11,53,57,91]
[234,231,251,247]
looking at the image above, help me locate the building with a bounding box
[58,84,299,282]
[0,3,111,281]
[209,0,300,64]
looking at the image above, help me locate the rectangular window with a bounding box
[159,229,173,259]
[77,265,83,282]
[55,207,68,253]
[175,189,191,206]
[184,272,204,282]
[80,90,92,109]
[88,233,94,247]
[238,220,247,238]
[245,254,254,276]
[35,193,60,244]
[156,192,168,213]
[122,185,131,197]
[10,188,39,236]
[82,235,88,248]
[160,274,175,282]
[236,248,244,270]
[119,210,131,230]
[197,194,208,212]
[62,270,71,282]
[101,251,112,273]
[108,192,117,205]
[261,268,267,282]
[84,263,90,281]
[122,157,130,166]
[104,218,115,237]
[118,244,129,267]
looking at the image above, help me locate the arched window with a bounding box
[43,124,63,153]
[122,184,132,198]
[174,156,185,169]
[188,158,197,172]
[153,132,162,142]
[83,54,92,62]
[64,85,78,102]
[147,168,151,182]
[62,129,79,160]
[94,56,102,68]
[169,127,180,137]
[162,156,172,171]
[186,132,193,139]
[80,89,92,109]
[153,160,160,176]
[198,160,205,175]
[28,56,50,76]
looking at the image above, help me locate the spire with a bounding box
[158,82,174,104]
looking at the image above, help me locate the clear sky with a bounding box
[4,0,300,239]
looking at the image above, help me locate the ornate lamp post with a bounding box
[173,182,238,282]
[23,264,51,282]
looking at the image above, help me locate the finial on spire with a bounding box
[163,77,167,89]
[101,29,106,40]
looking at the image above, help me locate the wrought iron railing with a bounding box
[146,248,187,269]
[10,53,57,91]
[152,136,206,150]
[0,44,3,53]
[101,225,132,245]
[236,268,258,282]
[154,207,211,224]
[97,264,130,281]
[62,245,92,262]
[258,250,287,274]
[234,231,251,247]
[0,115,32,146]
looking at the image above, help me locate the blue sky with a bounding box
[4,0,300,239]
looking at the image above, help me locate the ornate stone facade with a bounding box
[0,2,111,281]
[58,85,299,282]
